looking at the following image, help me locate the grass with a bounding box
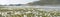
[0,8,60,17]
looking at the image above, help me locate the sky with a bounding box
[0,0,39,5]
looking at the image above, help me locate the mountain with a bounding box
[8,4,22,6]
[27,1,40,5]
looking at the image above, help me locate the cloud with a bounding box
[0,0,39,5]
